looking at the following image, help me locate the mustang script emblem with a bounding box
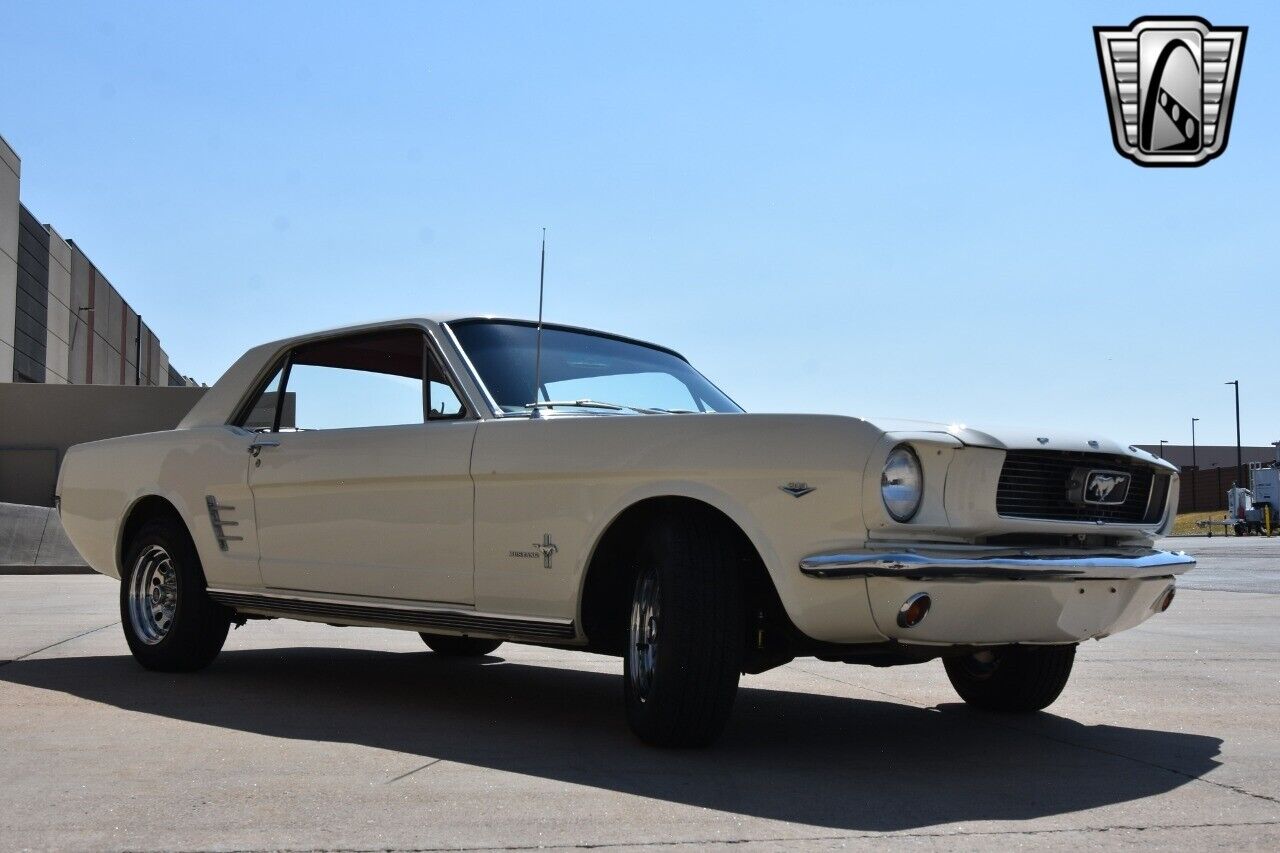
[1095,17,1247,167]
[510,534,558,568]
[1084,471,1132,505]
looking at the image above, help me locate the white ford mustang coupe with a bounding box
[57,316,1192,746]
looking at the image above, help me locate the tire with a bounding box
[623,515,745,747]
[943,644,1076,713]
[418,633,502,657]
[120,517,231,672]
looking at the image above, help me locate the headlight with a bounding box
[881,444,923,522]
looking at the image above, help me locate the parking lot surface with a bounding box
[2,542,1279,851]
[1160,535,1280,594]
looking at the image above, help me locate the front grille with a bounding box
[996,450,1169,524]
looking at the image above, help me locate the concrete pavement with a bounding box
[1,570,1277,851]
[1160,535,1280,594]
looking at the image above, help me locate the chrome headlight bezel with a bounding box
[881,443,924,522]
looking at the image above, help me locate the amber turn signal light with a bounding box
[897,592,932,628]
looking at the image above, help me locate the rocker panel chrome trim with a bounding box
[207,588,577,641]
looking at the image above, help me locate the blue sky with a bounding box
[5,2,1277,446]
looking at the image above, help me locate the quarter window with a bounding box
[240,364,288,431]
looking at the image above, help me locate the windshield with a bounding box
[448,320,743,415]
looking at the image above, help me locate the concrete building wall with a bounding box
[0,136,18,381]
[1,135,192,388]
[105,281,122,382]
[89,266,107,384]
[0,383,207,506]
[68,244,92,383]
[1133,444,1276,470]
[44,226,72,384]
[92,333,108,386]
[123,305,138,384]
[14,205,50,382]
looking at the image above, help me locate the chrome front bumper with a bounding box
[799,548,1195,581]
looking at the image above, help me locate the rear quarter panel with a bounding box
[58,427,259,586]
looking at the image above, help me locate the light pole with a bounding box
[1226,380,1242,490]
[1159,440,1169,459]
[1191,417,1199,512]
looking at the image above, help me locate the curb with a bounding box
[0,565,96,576]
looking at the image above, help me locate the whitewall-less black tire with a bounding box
[120,518,231,671]
[943,644,1076,713]
[623,515,744,747]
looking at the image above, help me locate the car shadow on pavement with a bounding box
[0,647,1221,832]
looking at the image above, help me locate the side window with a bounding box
[286,330,425,430]
[427,351,466,420]
[235,330,470,431]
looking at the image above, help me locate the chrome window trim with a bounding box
[421,326,478,422]
[438,321,504,419]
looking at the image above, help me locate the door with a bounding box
[240,329,476,604]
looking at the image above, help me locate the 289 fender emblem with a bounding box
[779,482,816,498]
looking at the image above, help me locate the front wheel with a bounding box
[419,633,502,657]
[623,518,744,747]
[943,644,1076,713]
[120,518,231,671]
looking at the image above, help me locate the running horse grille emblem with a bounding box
[1094,17,1247,167]
[1084,471,1132,505]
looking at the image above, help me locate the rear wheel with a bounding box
[120,518,231,671]
[943,644,1076,713]
[418,633,502,657]
[623,517,744,747]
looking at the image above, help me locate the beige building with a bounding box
[0,134,192,387]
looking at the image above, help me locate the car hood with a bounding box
[859,416,1174,471]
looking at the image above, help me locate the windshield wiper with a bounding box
[524,399,664,415]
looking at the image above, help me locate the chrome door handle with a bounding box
[248,440,281,456]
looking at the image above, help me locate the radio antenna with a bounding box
[531,228,547,418]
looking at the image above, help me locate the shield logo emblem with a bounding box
[1095,17,1247,166]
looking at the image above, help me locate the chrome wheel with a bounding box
[128,545,178,645]
[628,566,660,703]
